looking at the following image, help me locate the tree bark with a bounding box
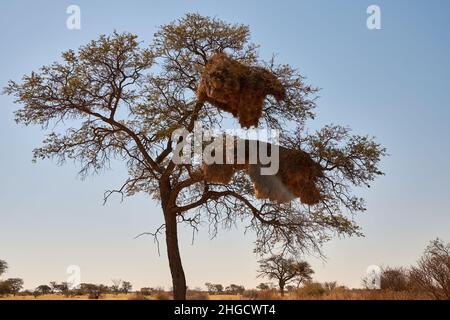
[279,281,285,297]
[163,207,187,300]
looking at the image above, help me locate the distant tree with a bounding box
[21,289,33,296]
[49,281,58,294]
[111,279,123,294]
[0,259,7,277]
[79,283,97,295]
[4,14,385,300]
[214,284,224,294]
[256,283,270,291]
[121,281,132,294]
[258,255,314,296]
[380,267,410,291]
[225,284,245,295]
[34,284,52,296]
[205,282,223,294]
[5,278,24,296]
[410,238,450,300]
[55,282,70,296]
[140,287,154,295]
[205,282,214,294]
[98,284,110,294]
[79,283,104,299]
[0,281,11,295]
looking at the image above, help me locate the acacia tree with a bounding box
[121,281,133,294]
[4,14,385,299]
[34,284,52,296]
[49,281,58,294]
[5,278,24,296]
[205,282,223,294]
[111,279,123,294]
[0,259,7,277]
[258,255,314,296]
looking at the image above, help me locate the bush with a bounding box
[297,282,326,297]
[380,267,410,291]
[0,281,11,295]
[410,239,450,300]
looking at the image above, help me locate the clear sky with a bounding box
[1,0,449,291]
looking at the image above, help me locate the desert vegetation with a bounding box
[1,239,449,300]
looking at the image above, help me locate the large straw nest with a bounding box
[197,53,285,128]
[202,163,236,184]
[200,138,324,204]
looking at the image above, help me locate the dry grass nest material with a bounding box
[197,53,286,128]
[201,140,324,205]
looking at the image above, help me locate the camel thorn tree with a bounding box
[257,255,314,296]
[4,13,386,300]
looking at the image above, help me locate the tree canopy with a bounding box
[258,255,314,295]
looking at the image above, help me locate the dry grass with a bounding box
[187,290,209,300]
[0,289,433,300]
[0,293,173,300]
[209,294,243,300]
[0,293,131,300]
[290,288,431,300]
[211,288,432,300]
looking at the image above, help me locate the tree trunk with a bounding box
[279,281,285,297]
[163,207,187,300]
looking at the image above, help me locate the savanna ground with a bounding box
[0,289,432,300]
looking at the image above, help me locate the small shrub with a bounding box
[294,282,326,299]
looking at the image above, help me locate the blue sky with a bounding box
[0,0,449,290]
